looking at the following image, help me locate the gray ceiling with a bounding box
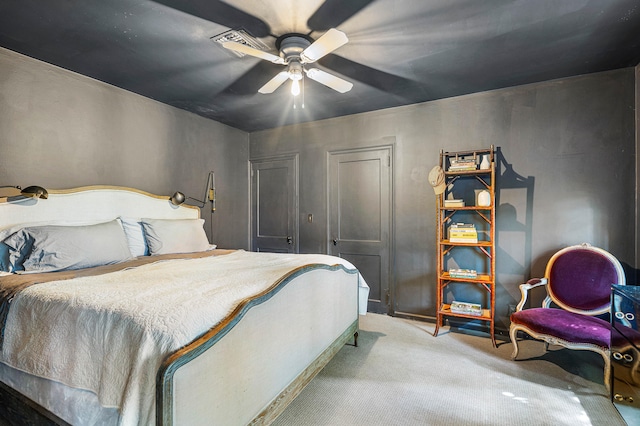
[1,0,639,132]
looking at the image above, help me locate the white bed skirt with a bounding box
[0,361,120,424]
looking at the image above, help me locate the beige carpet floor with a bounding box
[272,313,626,426]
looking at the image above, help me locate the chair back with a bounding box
[546,244,625,315]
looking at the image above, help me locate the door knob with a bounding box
[287,236,293,245]
[332,239,338,246]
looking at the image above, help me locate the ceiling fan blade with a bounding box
[153,0,271,38]
[305,68,353,93]
[301,28,348,63]
[307,0,375,32]
[222,42,285,64]
[319,54,431,101]
[258,72,290,94]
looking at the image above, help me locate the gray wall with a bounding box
[0,47,249,250]
[250,68,637,332]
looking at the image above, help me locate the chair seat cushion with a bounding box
[510,308,610,348]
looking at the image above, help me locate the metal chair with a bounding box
[509,243,626,389]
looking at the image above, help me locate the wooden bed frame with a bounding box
[0,186,360,425]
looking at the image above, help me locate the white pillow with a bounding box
[5,220,133,273]
[1,220,112,272]
[140,218,211,255]
[0,219,104,241]
[118,217,148,257]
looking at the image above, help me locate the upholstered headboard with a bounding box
[0,185,199,229]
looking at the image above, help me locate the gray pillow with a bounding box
[4,220,133,273]
[1,234,35,272]
[141,218,210,255]
[0,242,14,272]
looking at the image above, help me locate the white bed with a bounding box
[0,186,368,425]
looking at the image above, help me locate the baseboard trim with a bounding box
[392,311,510,341]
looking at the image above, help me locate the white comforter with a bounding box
[0,250,366,425]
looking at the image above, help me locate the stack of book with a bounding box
[448,156,477,171]
[443,199,464,207]
[450,301,482,316]
[449,223,478,243]
[449,268,477,279]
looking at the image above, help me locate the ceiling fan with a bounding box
[222,28,353,96]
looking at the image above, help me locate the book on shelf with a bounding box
[443,199,465,207]
[448,164,477,171]
[449,268,478,278]
[448,157,477,171]
[450,300,482,316]
[450,237,478,243]
[449,223,476,230]
[449,223,478,242]
[449,230,477,236]
[449,157,476,165]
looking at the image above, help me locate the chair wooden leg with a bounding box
[602,351,611,392]
[509,326,520,359]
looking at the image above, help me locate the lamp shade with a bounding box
[169,191,186,205]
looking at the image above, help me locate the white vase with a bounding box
[477,190,491,206]
[479,154,490,170]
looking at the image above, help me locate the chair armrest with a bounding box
[515,278,548,311]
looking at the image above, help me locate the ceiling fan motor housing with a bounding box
[277,35,312,63]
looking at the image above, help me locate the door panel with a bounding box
[337,159,381,241]
[258,167,289,237]
[329,147,392,314]
[251,156,298,253]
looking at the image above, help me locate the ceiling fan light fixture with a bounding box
[291,79,301,96]
[288,60,303,79]
[288,60,303,97]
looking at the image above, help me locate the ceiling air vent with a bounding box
[211,29,269,58]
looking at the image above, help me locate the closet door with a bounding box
[250,155,298,253]
[328,147,392,314]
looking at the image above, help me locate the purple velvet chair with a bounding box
[509,243,626,389]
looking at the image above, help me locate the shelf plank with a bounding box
[440,206,493,211]
[440,240,492,247]
[444,170,491,176]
